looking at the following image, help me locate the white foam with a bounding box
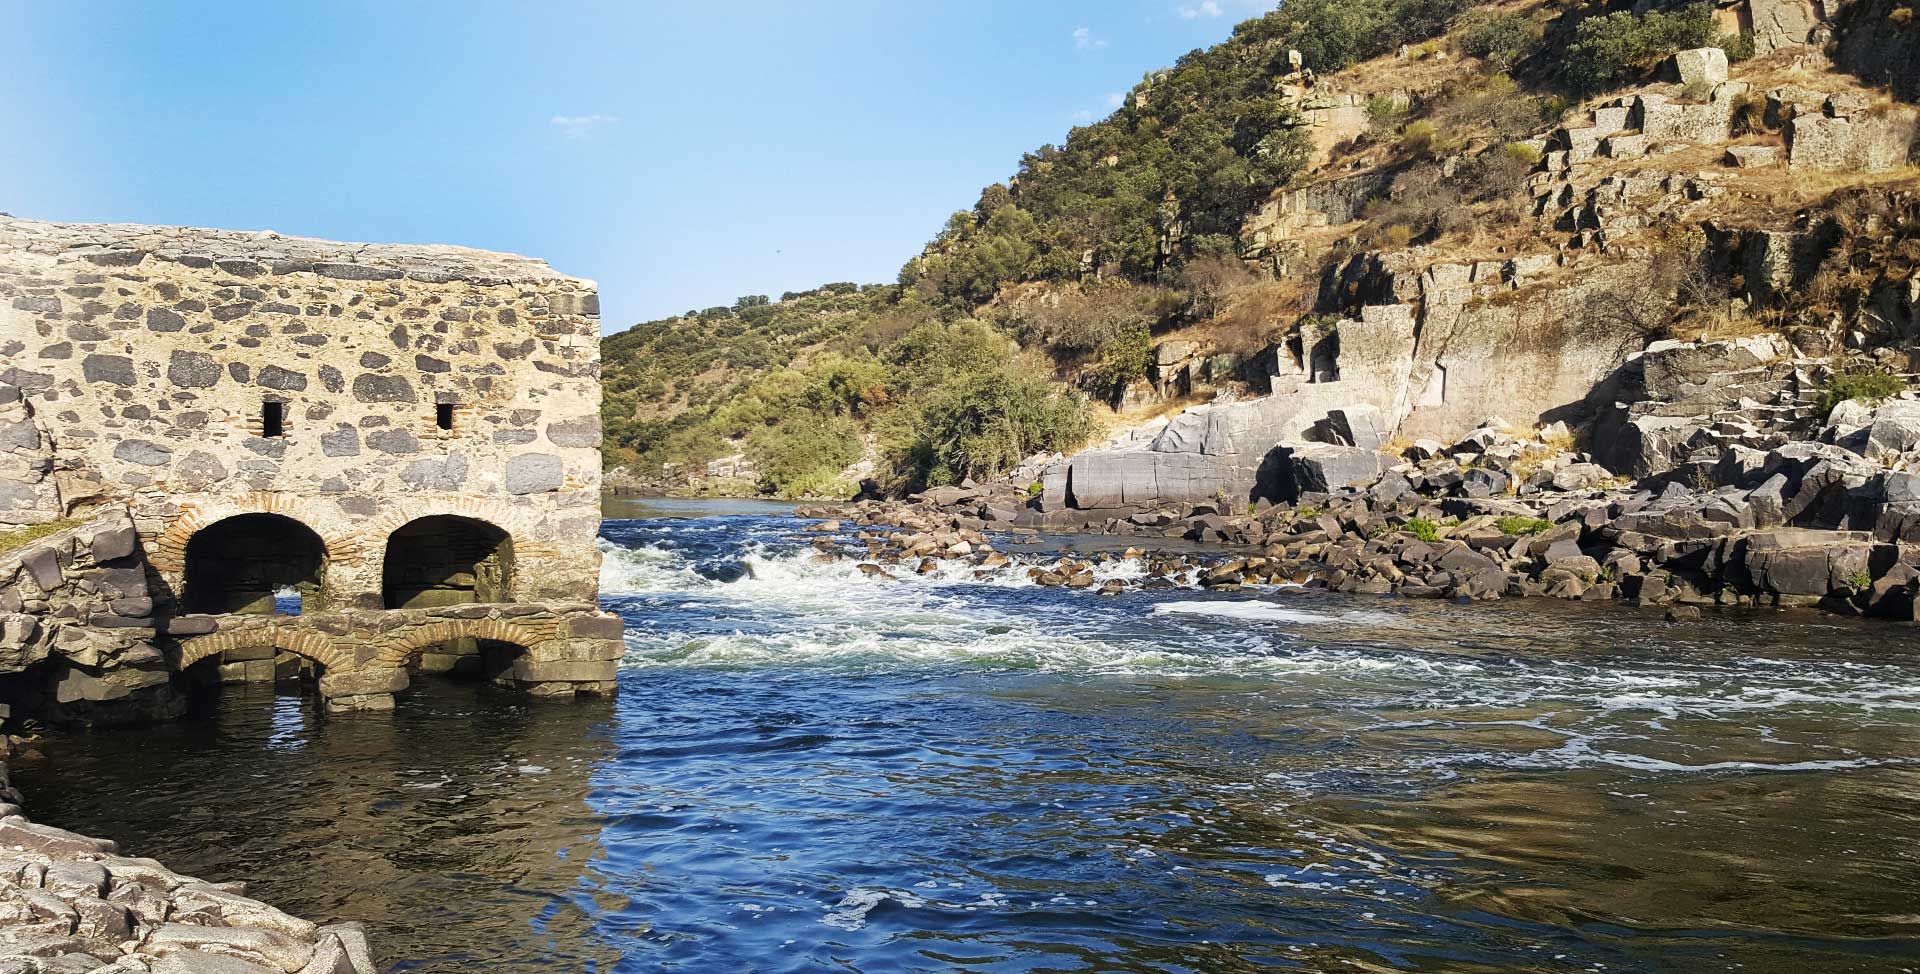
[1152,600,1344,625]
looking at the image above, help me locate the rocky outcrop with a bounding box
[0,744,375,973]
[0,511,182,727]
[1833,0,1920,100]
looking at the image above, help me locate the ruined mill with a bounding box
[0,217,624,722]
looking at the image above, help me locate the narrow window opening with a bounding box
[436,403,456,432]
[262,401,285,438]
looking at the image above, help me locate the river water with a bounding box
[17,498,1920,973]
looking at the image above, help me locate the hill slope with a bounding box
[602,0,1918,499]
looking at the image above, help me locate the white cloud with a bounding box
[1176,1,1223,19]
[1072,26,1108,49]
[1071,109,1096,123]
[550,114,620,140]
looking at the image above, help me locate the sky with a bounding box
[0,1,1271,333]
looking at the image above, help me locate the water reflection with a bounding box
[17,681,624,973]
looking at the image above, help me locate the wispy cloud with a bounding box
[550,114,620,140]
[1105,92,1127,109]
[1176,1,1223,19]
[1071,26,1108,50]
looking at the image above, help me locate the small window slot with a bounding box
[262,401,285,438]
[436,403,455,432]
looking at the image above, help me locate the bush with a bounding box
[1562,4,1718,95]
[1820,364,1906,419]
[897,369,1096,487]
[1401,120,1444,158]
[1087,325,1155,402]
[1404,517,1441,542]
[1496,515,1553,536]
[1458,11,1538,71]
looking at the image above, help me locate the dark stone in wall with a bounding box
[112,440,172,467]
[81,355,134,387]
[318,365,343,394]
[228,363,250,383]
[351,374,415,403]
[258,366,307,391]
[367,429,420,454]
[414,355,450,374]
[38,343,71,360]
[359,352,390,369]
[68,324,109,342]
[166,351,221,389]
[211,302,253,322]
[321,425,361,457]
[314,262,402,281]
[174,451,229,488]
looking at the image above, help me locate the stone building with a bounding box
[0,217,623,720]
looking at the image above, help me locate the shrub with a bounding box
[1404,517,1441,542]
[1496,515,1553,536]
[1366,94,1410,135]
[897,369,1096,487]
[1086,325,1155,402]
[1401,120,1443,158]
[1819,364,1906,419]
[1458,11,1538,71]
[1718,30,1756,61]
[1562,4,1718,95]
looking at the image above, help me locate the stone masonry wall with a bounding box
[0,218,605,610]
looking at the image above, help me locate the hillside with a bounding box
[601,0,1920,499]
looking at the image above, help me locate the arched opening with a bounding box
[414,639,528,688]
[183,514,327,615]
[382,516,514,610]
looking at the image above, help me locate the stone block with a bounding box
[509,659,618,683]
[89,524,137,563]
[1671,48,1728,86]
[1725,145,1780,168]
[566,614,626,640]
[317,668,408,698]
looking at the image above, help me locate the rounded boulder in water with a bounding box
[700,561,753,583]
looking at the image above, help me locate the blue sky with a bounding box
[1,1,1268,332]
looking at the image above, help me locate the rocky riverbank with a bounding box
[0,737,375,974]
[799,395,1920,622]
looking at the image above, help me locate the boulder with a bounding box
[1671,48,1728,86]
[1284,444,1387,496]
[1323,405,1386,450]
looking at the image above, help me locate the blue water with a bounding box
[19,498,1920,973]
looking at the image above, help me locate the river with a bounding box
[16,497,1920,972]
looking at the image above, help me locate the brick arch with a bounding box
[150,494,358,573]
[370,619,560,670]
[174,626,357,673]
[352,498,558,565]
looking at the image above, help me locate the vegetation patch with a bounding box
[0,519,81,558]
[1496,515,1553,536]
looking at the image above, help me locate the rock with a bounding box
[1324,405,1385,450]
[151,952,284,974]
[0,820,116,857]
[1671,47,1728,86]
[112,440,173,467]
[1285,444,1386,496]
[155,925,325,974]
[503,454,565,494]
[1724,145,1780,168]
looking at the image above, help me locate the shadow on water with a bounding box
[15,679,628,973]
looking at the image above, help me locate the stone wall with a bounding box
[0,217,604,609]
